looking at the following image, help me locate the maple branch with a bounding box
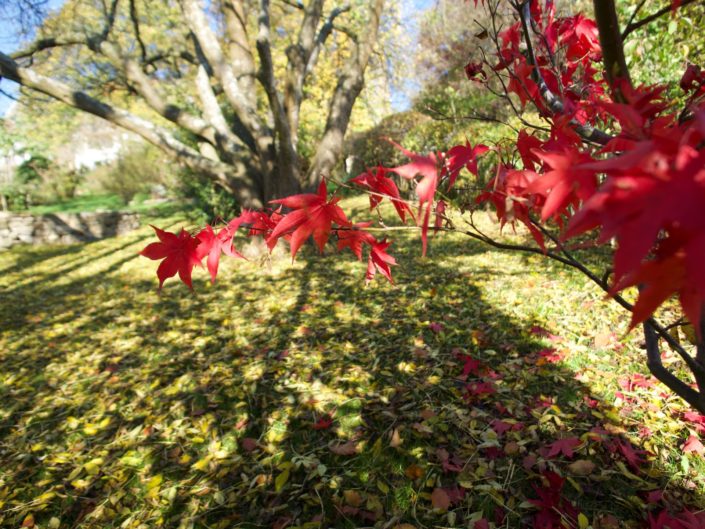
[621,0,702,39]
[517,1,612,145]
[592,0,632,102]
[644,321,705,414]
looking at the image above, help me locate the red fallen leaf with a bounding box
[483,446,504,460]
[583,396,599,409]
[430,488,451,510]
[436,448,464,473]
[530,325,563,342]
[329,440,358,456]
[269,180,350,258]
[141,225,202,289]
[542,437,581,459]
[241,438,258,452]
[523,454,537,470]
[456,353,482,378]
[683,411,705,434]
[313,415,333,430]
[444,486,465,504]
[490,419,513,436]
[646,490,664,504]
[613,439,648,470]
[473,519,490,529]
[529,471,579,528]
[537,347,563,364]
[464,381,496,398]
[618,373,655,392]
[429,322,443,333]
[683,435,705,455]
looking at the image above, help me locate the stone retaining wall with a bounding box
[0,211,140,249]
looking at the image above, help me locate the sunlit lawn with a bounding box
[1,199,704,528]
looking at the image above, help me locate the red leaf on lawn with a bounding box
[614,439,648,470]
[542,437,581,459]
[683,435,705,455]
[241,438,258,452]
[683,411,705,434]
[473,519,490,529]
[313,415,333,430]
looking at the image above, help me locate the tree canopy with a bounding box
[0,0,394,206]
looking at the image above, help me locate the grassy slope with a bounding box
[0,199,704,529]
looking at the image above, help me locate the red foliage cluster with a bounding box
[142,1,705,337]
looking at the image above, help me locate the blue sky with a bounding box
[0,0,432,117]
[0,0,65,116]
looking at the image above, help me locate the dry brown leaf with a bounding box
[404,464,424,480]
[568,459,596,476]
[504,441,520,456]
[431,487,451,510]
[343,489,364,507]
[389,428,402,448]
[330,441,358,456]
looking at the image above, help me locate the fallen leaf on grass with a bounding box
[431,487,451,510]
[330,440,358,455]
[567,459,596,476]
[683,435,705,455]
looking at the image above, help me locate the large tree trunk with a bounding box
[306,0,384,189]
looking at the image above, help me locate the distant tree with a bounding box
[0,0,388,207]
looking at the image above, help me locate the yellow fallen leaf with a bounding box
[275,468,290,492]
[578,513,589,529]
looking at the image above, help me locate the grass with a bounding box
[0,198,704,529]
[27,193,181,216]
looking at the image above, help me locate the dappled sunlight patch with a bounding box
[1,210,704,527]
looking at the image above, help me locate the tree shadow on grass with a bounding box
[0,230,703,529]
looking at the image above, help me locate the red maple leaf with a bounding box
[445,140,489,188]
[366,239,396,284]
[567,137,705,328]
[313,415,334,430]
[683,435,705,455]
[683,411,705,434]
[527,147,598,221]
[269,181,350,258]
[141,226,202,289]
[613,439,648,470]
[351,166,413,223]
[388,140,441,256]
[337,224,396,284]
[542,437,581,459]
[194,225,245,284]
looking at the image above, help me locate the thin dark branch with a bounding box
[622,0,703,39]
[516,0,612,145]
[10,36,84,60]
[129,0,148,64]
[623,0,648,34]
[644,321,704,413]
